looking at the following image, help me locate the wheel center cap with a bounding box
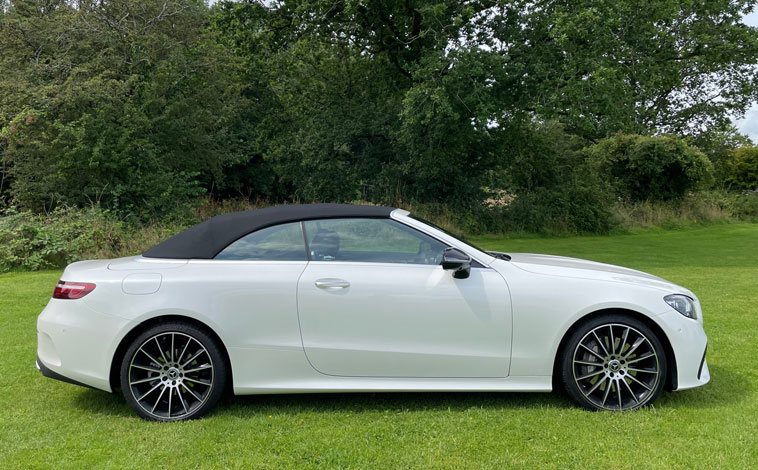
[167,367,180,379]
[608,359,621,372]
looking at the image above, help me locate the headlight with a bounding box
[665,294,696,319]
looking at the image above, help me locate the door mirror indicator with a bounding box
[441,247,471,279]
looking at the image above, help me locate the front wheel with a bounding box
[120,322,227,421]
[560,314,667,411]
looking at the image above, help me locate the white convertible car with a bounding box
[37,204,709,421]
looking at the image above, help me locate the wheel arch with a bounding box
[109,314,233,393]
[552,308,678,392]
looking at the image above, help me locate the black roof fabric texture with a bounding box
[142,203,395,259]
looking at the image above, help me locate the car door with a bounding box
[188,221,308,351]
[297,218,512,378]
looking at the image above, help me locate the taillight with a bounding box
[53,281,96,299]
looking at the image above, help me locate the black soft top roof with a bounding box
[142,203,395,259]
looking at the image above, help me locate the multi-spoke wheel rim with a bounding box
[572,323,660,411]
[128,332,214,420]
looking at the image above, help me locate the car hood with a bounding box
[506,253,692,295]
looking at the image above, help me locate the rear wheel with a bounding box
[560,314,667,411]
[120,322,227,421]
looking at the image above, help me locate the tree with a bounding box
[687,124,753,187]
[213,0,507,205]
[213,0,758,206]
[0,0,257,216]
[520,0,758,140]
[728,146,758,190]
[3,0,758,219]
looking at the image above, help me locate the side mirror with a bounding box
[441,247,471,279]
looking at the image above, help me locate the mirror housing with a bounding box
[441,247,471,279]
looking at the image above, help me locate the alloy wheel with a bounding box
[127,332,215,420]
[571,323,661,410]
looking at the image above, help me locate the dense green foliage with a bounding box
[0,206,121,271]
[2,0,758,229]
[2,224,758,468]
[2,190,757,272]
[585,134,713,201]
[210,0,758,206]
[0,0,256,216]
[0,204,195,272]
[727,147,758,190]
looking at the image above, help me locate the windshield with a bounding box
[409,215,490,255]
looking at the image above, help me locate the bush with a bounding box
[727,147,758,190]
[0,206,192,272]
[485,121,615,234]
[0,207,121,271]
[731,191,758,220]
[502,183,614,234]
[2,192,756,273]
[585,134,713,201]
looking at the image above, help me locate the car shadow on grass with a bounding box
[70,388,134,418]
[69,364,746,419]
[70,387,574,419]
[222,390,573,417]
[655,364,747,409]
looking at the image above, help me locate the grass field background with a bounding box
[1,224,756,469]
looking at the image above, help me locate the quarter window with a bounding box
[303,218,447,265]
[215,222,306,261]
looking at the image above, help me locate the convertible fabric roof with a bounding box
[142,203,395,259]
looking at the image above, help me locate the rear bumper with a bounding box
[36,298,133,392]
[36,356,97,390]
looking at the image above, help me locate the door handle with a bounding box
[315,278,350,289]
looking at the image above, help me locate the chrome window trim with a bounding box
[390,209,495,266]
[303,260,488,270]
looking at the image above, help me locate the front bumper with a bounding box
[697,344,709,382]
[37,298,133,392]
[656,310,710,390]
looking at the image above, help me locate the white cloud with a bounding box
[738,106,758,140]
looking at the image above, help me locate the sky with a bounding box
[734,10,758,142]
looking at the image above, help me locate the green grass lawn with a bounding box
[1,224,757,469]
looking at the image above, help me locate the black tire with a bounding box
[120,322,227,421]
[559,313,667,411]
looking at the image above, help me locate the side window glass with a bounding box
[304,218,447,265]
[215,222,306,261]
